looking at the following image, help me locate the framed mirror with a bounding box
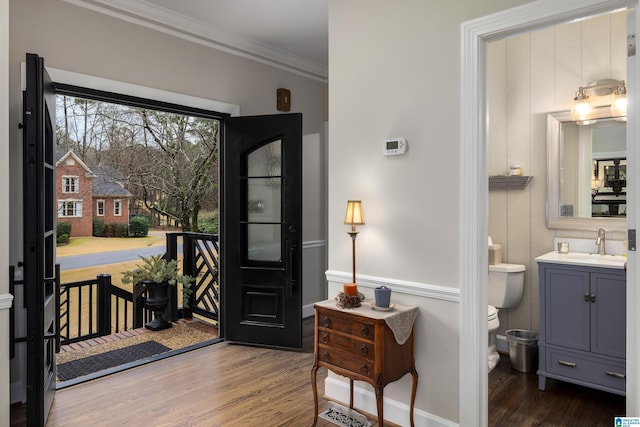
[547,107,627,230]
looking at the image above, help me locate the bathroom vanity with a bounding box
[536,251,626,395]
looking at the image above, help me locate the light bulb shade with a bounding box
[571,91,593,123]
[344,200,364,225]
[611,92,627,120]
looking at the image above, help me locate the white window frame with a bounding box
[58,200,83,218]
[114,199,122,216]
[62,175,79,194]
[96,199,105,216]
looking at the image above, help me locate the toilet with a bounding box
[487,262,525,372]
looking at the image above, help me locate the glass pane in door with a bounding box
[246,139,282,263]
[247,224,281,261]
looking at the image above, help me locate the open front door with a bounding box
[222,113,302,350]
[23,53,57,426]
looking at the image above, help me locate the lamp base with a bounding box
[336,291,364,309]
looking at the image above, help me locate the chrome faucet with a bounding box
[596,228,606,255]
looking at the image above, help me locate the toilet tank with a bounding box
[488,263,525,308]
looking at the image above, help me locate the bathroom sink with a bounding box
[535,251,626,269]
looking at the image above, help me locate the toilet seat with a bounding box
[489,263,526,273]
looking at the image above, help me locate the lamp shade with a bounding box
[571,90,593,123]
[611,89,627,120]
[344,200,364,225]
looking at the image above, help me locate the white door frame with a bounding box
[459,0,639,425]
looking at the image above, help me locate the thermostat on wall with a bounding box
[383,138,407,156]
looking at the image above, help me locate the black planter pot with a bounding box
[143,280,172,331]
[179,307,193,319]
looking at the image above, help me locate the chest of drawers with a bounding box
[310,301,418,426]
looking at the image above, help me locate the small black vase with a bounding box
[143,280,172,331]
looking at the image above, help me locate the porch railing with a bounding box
[165,232,220,324]
[58,274,151,345]
[7,232,220,351]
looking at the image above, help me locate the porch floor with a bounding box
[57,317,219,373]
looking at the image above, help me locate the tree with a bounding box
[114,109,219,231]
[56,95,220,231]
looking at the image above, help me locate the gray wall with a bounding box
[0,1,11,423]
[327,0,531,423]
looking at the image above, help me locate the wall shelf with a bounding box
[489,175,532,190]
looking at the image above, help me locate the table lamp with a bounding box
[343,200,364,296]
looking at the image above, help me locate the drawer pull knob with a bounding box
[605,370,626,379]
[360,326,369,337]
[320,316,331,328]
[320,333,329,344]
[558,360,577,368]
[360,364,369,375]
[360,344,368,356]
[322,351,330,362]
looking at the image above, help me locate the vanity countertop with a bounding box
[535,251,626,270]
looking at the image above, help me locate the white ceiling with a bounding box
[67,0,329,80]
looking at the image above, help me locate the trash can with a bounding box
[505,329,538,373]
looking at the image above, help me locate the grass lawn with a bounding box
[56,233,167,257]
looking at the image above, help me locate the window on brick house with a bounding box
[97,200,104,216]
[58,200,82,218]
[114,200,122,216]
[62,176,79,193]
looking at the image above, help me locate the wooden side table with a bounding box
[310,299,418,426]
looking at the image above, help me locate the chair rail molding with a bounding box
[325,270,460,303]
[0,293,13,310]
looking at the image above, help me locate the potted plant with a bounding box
[122,254,194,330]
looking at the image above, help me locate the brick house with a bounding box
[55,147,132,237]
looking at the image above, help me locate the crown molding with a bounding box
[64,0,328,82]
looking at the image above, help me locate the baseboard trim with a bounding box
[325,270,460,303]
[302,303,315,318]
[324,376,458,427]
[0,293,13,310]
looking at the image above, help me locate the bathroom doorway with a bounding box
[485,8,628,365]
[485,7,630,422]
[460,1,640,425]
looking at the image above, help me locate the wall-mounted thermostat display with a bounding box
[383,138,407,156]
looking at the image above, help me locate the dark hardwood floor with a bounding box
[489,354,625,426]
[11,321,627,426]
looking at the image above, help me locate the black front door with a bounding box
[23,53,57,426]
[222,113,302,350]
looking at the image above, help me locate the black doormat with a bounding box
[57,341,171,381]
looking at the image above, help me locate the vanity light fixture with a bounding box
[571,79,627,124]
[611,82,627,121]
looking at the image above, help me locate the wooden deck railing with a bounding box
[58,274,151,345]
[165,232,220,323]
[8,232,220,352]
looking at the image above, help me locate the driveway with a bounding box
[56,229,185,270]
[56,246,170,270]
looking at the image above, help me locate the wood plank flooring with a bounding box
[11,319,627,426]
[43,318,343,427]
[489,354,625,426]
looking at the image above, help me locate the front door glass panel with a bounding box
[246,139,282,263]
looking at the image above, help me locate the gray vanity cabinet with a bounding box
[538,262,626,395]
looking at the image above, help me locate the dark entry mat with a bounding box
[57,340,171,381]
